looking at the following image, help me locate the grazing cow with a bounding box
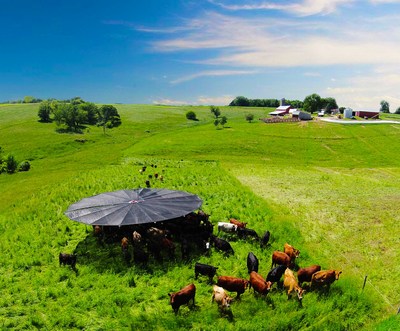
[284,268,305,302]
[147,227,168,240]
[161,237,176,258]
[132,231,142,246]
[121,237,129,250]
[297,265,321,286]
[212,285,233,310]
[210,235,234,255]
[168,283,196,314]
[229,218,247,228]
[249,271,272,296]
[194,263,218,283]
[271,251,292,268]
[237,227,259,240]
[284,243,300,262]
[59,253,77,269]
[217,222,237,234]
[260,230,270,248]
[266,264,287,284]
[247,252,259,274]
[311,270,342,289]
[217,276,249,298]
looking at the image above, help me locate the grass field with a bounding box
[0,103,399,330]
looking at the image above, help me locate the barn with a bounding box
[355,110,379,119]
[270,105,292,116]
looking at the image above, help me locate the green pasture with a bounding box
[0,103,399,330]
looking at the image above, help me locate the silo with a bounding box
[344,108,353,119]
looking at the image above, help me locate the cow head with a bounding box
[296,287,306,301]
[335,270,342,280]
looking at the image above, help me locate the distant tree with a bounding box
[38,101,53,122]
[70,97,85,105]
[220,116,227,127]
[303,93,322,114]
[339,107,346,114]
[23,96,35,103]
[380,100,390,113]
[98,105,121,134]
[210,106,221,118]
[79,102,98,125]
[185,110,197,121]
[245,113,254,123]
[229,96,250,107]
[5,154,18,173]
[321,97,338,114]
[395,107,400,114]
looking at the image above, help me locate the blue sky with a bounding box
[1,0,400,110]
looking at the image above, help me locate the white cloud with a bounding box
[152,98,189,105]
[209,0,354,16]
[170,69,257,84]
[196,95,234,105]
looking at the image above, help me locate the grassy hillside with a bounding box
[0,104,399,330]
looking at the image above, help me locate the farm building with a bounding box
[270,105,292,116]
[355,110,379,119]
[291,110,312,120]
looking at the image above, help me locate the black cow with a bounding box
[247,252,259,273]
[194,262,218,283]
[59,253,77,269]
[266,264,286,285]
[237,227,259,240]
[210,235,234,255]
[133,247,149,265]
[260,230,271,247]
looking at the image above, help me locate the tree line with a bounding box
[38,97,121,133]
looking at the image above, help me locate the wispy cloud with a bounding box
[152,98,189,105]
[152,95,234,106]
[170,69,257,84]
[209,0,354,16]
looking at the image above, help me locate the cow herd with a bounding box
[168,240,342,316]
[59,212,342,318]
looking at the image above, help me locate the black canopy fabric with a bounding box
[64,188,202,226]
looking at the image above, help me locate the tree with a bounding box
[79,102,98,125]
[303,93,322,114]
[210,106,221,118]
[185,110,197,121]
[5,154,18,173]
[229,96,250,107]
[395,107,400,114]
[220,116,227,128]
[380,100,390,113]
[245,113,254,123]
[38,101,53,122]
[98,105,121,134]
[321,97,338,114]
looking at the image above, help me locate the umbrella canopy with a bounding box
[64,188,202,226]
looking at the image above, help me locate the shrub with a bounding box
[5,154,18,173]
[185,110,197,121]
[18,161,31,172]
[245,113,254,123]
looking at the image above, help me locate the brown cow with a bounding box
[217,276,249,298]
[284,268,305,302]
[249,271,272,296]
[229,218,247,228]
[284,243,300,262]
[297,265,321,286]
[212,285,233,309]
[271,251,292,268]
[311,270,342,289]
[168,283,196,314]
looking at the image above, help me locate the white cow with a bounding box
[217,222,237,234]
[212,285,233,309]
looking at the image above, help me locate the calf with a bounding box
[284,268,305,302]
[284,243,300,262]
[260,230,270,248]
[210,235,234,255]
[168,283,196,314]
[311,270,342,289]
[217,222,237,234]
[271,251,292,268]
[237,227,259,240]
[217,276,249,298]
[297,265,321,286]
[194,262,218,283]
[212,285,233,310]
[59,253,77,269]
[229,218,247,228]
[247,252,259,274]
[266,264,286,284]
[249,271,272,296]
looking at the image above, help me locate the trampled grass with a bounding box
[1,104,399,330]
